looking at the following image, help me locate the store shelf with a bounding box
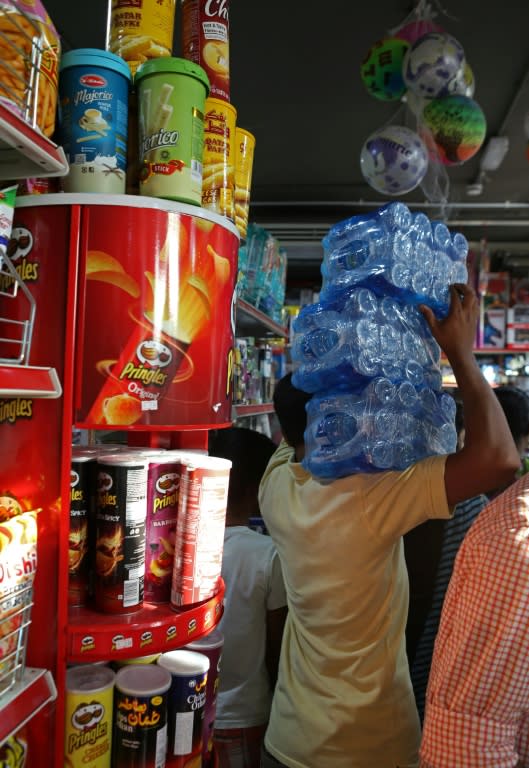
[233,402,275,418]
[67,581,225,663]
[0,104,68,179]
[0,667,57,747]
[236,299,289,338]
[0,364,62,398]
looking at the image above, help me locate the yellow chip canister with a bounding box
[107,0,177,77]
[202,96,237,220]
[64,664,115,768]
[234,127,256,239]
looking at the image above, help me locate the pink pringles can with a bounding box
[170,455,231,608]
[144,452,182,604]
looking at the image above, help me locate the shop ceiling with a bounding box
[46,0,529,279]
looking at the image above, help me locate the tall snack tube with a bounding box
[107,0,177,77]
[234,128,256,240]
[181,0,230,103]
[0,0,60,137]
[202,97,237,220]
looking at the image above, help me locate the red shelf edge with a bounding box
[0,104,68,179]
[0,364,62,398]
[66,581,225,664]
[0,668,57,746]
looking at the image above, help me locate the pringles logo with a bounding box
[1,227,38,293]
[118,339,172,388]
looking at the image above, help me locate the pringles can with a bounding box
[58,49,131,194]
[170,455,231,608]
[113,664,172,766]
[202,97,237,220]
[184,628,224,766]
[234,128,255,240]
[94,454,148,614]
[144,453,182,604]
[181,0,230,103]
[157,650,210,768]
[64,664,115,768]
[135,57,210,204]
[107,0,177,77]
[69,448,97,606]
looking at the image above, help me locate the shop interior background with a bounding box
[44,0,529,292]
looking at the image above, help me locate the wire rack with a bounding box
[0,244,36,364]
[0,582,33,699]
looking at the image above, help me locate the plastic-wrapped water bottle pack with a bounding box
[320,201,468,316]
[292,202,462,481]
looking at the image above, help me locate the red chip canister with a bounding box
[181,0,230,103]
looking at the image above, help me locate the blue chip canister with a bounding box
[58,48,131,193]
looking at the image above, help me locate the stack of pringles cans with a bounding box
[56,0,255,240]
[67,443,229,767]
[65,628,225,767]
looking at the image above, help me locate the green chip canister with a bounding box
[135,57,210,204]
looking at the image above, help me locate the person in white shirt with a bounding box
[209,426,288,768]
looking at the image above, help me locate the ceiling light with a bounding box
[479,136,510,171]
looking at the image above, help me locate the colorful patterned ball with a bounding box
[403,32,465,99]
[394,19,443,45]
[360,37,410,101]
[423,94,487,165]
[360,124,429,195]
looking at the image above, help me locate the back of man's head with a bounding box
[273,373,312,449]
[208,426,276,511]
[494,386,529,451]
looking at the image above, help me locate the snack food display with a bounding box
[107,0,177,77]
[202,96,237,220]
[0,0,60,137]
[58,48,131,194]
[0,510,38,695]
[234,127,255,239]
[181,0,230,102]
[136,56,210,203]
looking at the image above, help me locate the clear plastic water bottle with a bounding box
[451,232,469,261]
[432,221,451,249]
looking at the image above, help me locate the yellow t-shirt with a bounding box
[258,441,451,768]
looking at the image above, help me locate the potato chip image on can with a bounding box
[136,57,210,204]
[181,0,230,102]
[107,0,177,77]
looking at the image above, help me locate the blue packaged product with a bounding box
[59,48,131,193]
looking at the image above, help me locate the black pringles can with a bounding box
[69,447,98,606]
[157,650,210,768]
[112,664,172,767]
[94,453,148,614]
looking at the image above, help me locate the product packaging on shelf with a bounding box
[69,448,97,607]
[94,454,149,615]
[65,664,115,768]
[113,664,172,765]
[58,48,131,194]
[157,649,210,768]
[234,127,255,239]
[170,455,231,609]
[107,0,177,77]
[181,0,230,103]
[135,57,210,204]
[0,510,38,697]
[202,97,237,220]
[0,0,60,137]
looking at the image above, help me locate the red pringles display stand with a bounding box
[14,194,240,430]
